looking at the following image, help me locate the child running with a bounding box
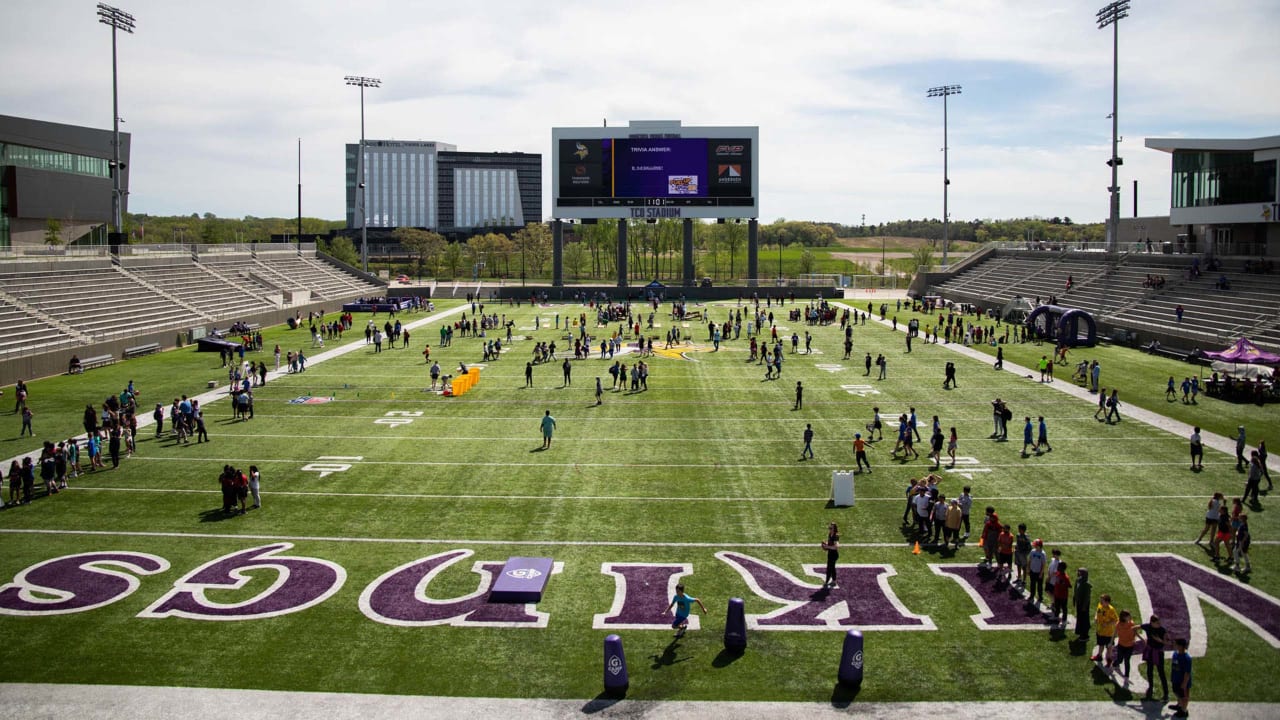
[664,583,707,639]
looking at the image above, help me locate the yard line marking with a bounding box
[4,528,1276,548]
[66,486,1219,502]
[122,456,1223,470]
[197,432,1169,443]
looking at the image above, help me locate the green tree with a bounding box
[488,233,515,278]
[911,246,935,271]
[394,227,446,280]
[441,242,466,279]
[512,223,552,277]
[322,236,360,266]
[563,241,588,279]
[798,246,816,275]
[44,218,64,247]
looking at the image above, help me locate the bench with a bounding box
[1144,343,1191,362]
[123,342,162,359]
[79,354,115,371]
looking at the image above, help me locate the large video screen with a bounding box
[553,126,757,219]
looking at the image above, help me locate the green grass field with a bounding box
[0,298,1276,703]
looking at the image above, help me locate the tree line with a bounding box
[102,213,1105,281]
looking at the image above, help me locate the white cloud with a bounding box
[3,0,1276,226]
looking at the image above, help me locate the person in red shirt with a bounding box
[1051,561,1072,628]
[981,507,1001,566]
[995,524,1015,584]
[234,468,249,515]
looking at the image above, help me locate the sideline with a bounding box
[834,301,1253,462]
[1,303,468,469]
[0,684,1274,720]
[4,527,1277,548]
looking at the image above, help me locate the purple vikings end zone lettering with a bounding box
[0,552,170,616]
[359,550,563,628]
[716,551,935,631]
[138,543,345,621]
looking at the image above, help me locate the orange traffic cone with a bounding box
[912,541,921,555]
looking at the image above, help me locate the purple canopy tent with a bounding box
[1202,338,1280,366]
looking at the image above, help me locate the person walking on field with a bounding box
[801,423,815,460]
[1189,426,1204,471]
[595,377,603,406]
[821,523,840,588]
[1235,426,1247,472]
[540,410,556,449]
[794,381,803,410]
[853,433,871,473]
[1022,417,1036,457]
[1105,389,1121,424]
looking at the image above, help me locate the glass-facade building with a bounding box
[438,151,541,231]
[0,114,126,249]
[1146,135,1280,258]
[345,140,455,230]
[345,140,541,234]
[1171,150,1276,209]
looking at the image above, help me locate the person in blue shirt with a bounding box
[664,583,707,638]
[1037,416,1052,453]
[1169,637,1191,717]
[540,410,556,450]
[1022,417,1036,457]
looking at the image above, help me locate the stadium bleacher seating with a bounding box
[0,249,385,362]
[0,295,79,359]
[930,249,1280,351]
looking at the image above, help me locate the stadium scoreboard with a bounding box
[552,122,759,220]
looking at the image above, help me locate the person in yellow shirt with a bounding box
[1092,593,1120,666]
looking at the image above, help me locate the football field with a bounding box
[1,298,1277,706]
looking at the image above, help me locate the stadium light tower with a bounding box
[1097,0,1129,251]
[927,84,961,268]
[97,3,134,241]
[344,75,381,272]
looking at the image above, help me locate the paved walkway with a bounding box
[2,304,468,470]
[0,684,1274,720]
[835,302,1251,462]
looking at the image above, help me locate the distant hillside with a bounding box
[834,236,981,253]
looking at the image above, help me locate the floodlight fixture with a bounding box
[98,4,134,241]
[1097,0,1130,250]
[927,84,961,268]
[345,75,382,271]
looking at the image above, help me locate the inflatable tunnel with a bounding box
[1025,305,1097,347]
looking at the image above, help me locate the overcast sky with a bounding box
[4,0,1277,226]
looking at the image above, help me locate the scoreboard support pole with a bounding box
[552,220,564,287]
[747,219,759,287]
[683,219,695,287]
[616,220,628,288]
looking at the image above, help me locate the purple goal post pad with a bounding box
[488,557,554,603]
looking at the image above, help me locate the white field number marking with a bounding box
[841,384,880,397]
[815,364,843,374]
[301,456,364,478]
[943,456,992,481]
[375,410,424,428]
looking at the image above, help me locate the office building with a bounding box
[346,140,540,235]
[0,114,130,249]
